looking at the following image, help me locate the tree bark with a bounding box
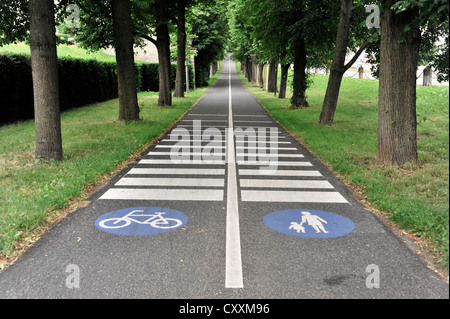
[377,1,420,165]
[258,63,264,88]
[155,0,172,106]
[246,55,252,82]
[291,36,308,108]
[319,0,353,124]
[29,0,63,162]
[278,63,290,99]
[267,58,277,93]
[174,0,186,98]
[111,0,140,121]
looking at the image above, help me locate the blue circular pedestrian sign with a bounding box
[263,209,355,238]
[95,207,188,236]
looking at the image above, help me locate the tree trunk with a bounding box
[29,0,63,162]
[279,64,290,99]
[291,36,308,108]
[156,0,172,106]
[258,63,264,88]
[112,0,140,121]
[319,0,353,124]
[174,0,186,98]
[246,55,252,82]
[267,58,277,93]
[377,1,420,165]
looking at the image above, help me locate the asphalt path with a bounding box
[0,57,448,300]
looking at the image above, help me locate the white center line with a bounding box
[225,59,244,289]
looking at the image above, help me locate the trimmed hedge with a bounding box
[0,53,194,125]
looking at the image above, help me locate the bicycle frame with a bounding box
[116,210,167,225]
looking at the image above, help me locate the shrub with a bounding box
[0,54,195,125]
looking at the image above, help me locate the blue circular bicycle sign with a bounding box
[263,209,355,238]
[95,207,188,236]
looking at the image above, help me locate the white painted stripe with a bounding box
[188,114,227,116]
[116,177,224,187]
[127,168,225,175]
[237,161,312,166]
[160,139,225,143]
[155,145,226,149]
[225,60,243,289]
[236,141,291,144]
[235,126,278,129]
[234,120,272,123]
[234,115,267,117]
[239,169,322,177]
[99,188,224,201]
[241,190,348,203]
[149,152,225,157]
[177,124,227,128]
[180,119,228,122]
[240,179,334,189]
[236,146,297,150]
[139,159,225,165]
[237,153,303,158]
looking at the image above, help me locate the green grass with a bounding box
[0,67,222,263]
[238,63,449,271]
[0,42,117,62]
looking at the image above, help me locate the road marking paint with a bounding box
[225,60,244,289]
[236,153,303,158]
[126,168,225,175]
[241,190,348,203]
[149,152,225,157]
[187,114,227,116]
[155,145,226,149]
[239,179,334,189]
[237,161,312,166]
[238,169,322,177]
[99,188,224,201]
[116,177,224,187]
[139,159,226,165]
[234,114,267,117]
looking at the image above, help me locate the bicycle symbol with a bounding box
[99,209,183,230]
[95,207,188,236]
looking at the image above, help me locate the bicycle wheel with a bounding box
[151,218,183,229]
[99,218,131,229]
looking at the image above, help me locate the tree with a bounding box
[74,0,173,107]
[29,0,63,162]
[153,0,172,106]
[112,0,140,120]
[191,0,229,86]
[173,0,187,98]
[377,0,421,165]
[319,0,378,124]
[68,0,141,118]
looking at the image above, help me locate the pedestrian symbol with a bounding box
[263,209,355,238]
[95,207,188,236]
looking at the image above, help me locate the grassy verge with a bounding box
[0,42,117,62]
[0,67,222,268]
[237,63,449,273]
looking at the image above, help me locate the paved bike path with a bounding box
[0,58,448,299]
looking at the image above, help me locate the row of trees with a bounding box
[0,0,229,162]
[228,0,448,166]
